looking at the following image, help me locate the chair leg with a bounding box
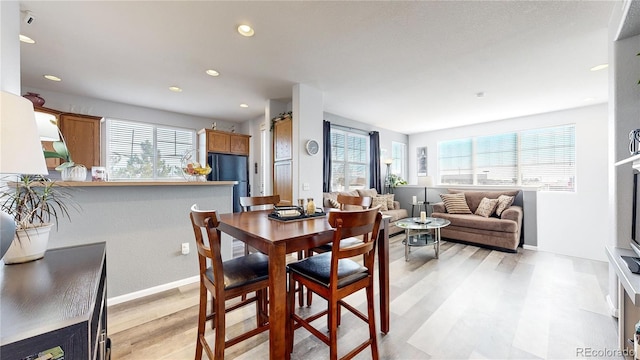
[241,244,250,302]
[305,250,313,306]
[287,273,296,354]
[214,291,226,359]
[366,283,379,360]
[297,251,304,307]
[328,299,339,360]
[195,282,207,360]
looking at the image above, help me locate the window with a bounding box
[437,125,575,191]
[106,119,196,180]
[330,128,369,191]
[391,141,406,179]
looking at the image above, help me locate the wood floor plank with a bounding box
[108,235,618,359]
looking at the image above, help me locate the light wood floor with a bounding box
[108,234,618,359]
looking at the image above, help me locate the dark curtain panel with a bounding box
[369,131,382,193]
[323,120,332,192]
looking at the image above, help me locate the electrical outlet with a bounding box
[181,242,189,255]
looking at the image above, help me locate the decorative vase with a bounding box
[61,164,87,181]
[23,92,45,107]
[3,224,54,264]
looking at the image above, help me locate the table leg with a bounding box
[378,217,390,334]
[269,243,287,360]
[404,229,410,262]
[435,228,440,259]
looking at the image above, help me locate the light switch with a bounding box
[303,183,310,190]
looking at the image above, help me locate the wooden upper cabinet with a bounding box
[199,129,250,156]
[59,113,102,168]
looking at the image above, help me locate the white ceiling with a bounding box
[19,1,613,135]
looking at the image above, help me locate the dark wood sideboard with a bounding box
[0,242,109,360]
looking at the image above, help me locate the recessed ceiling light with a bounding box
[206,69,220,77]
[19,34,35,44]
[169,86,183,92]
[43,74,61,82]
[583,97,596,102]
[240,103,249,108]
[590,64,608,71]
[237,24,255,37]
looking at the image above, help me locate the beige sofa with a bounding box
[323,188,408,235]
[431,189,523,252]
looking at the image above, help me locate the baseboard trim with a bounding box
[522,244,538,251]
[107,275,199,306]
[606,294,619,318]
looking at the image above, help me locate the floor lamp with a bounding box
[0,91,49,259]
[384,159,393,194]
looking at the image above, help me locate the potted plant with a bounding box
[43,121,87,181]
[0,175,76,264]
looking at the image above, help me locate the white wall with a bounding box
[22,86,237,132]
[294,84,324,204]
[408,104,609,261]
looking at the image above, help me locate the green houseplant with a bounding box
[0,175,76,264]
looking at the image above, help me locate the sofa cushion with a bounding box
[495,195,514,216]
[383,209,408,222]
[357,188,378,199]
[323,190,359,208]
[380,193,395,209]
[475,197,499,217]
[440,193,472,214]
[432,213,518,233]
[372,196,388,211]
[447,189,519,213]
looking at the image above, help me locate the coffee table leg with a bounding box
[435,228,440,259]
[404,229,409,261]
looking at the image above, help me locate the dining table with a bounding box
[217,209,390,360]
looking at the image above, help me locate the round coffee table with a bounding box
[396,217,451,261]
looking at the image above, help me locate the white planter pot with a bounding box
[2,224,54,264]
[61,164,87,181]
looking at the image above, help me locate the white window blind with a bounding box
[437,125,575,191]
[330,128,369,191]
[106,119,195,180]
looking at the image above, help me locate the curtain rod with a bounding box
[329,123,371,136]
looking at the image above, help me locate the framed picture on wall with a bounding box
[417,147,427,176]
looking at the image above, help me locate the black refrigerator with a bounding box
[207,153,249,213]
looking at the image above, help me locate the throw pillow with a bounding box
[495,195,515,216]
[439,193,472,214]
[475,197,499,218]
[329,198,340,208]
[371,196,388,211]
[381,194,395,210]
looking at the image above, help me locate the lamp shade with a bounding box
[0,91,48,175]
[418,175,433,187]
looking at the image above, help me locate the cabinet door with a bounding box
[273,161,293,205]
[59,114,101,167]
[208,132,230,153]
[230,135,249,155]
[273,118,292,161]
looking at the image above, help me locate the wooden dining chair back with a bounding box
[287,206,383,360]
[190,205,269,360]
[335,194,372,210]
[239,195,281,212]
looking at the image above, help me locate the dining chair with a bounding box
[189,205,269,360]
[305,194,372,305]
[286,206,383,360]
